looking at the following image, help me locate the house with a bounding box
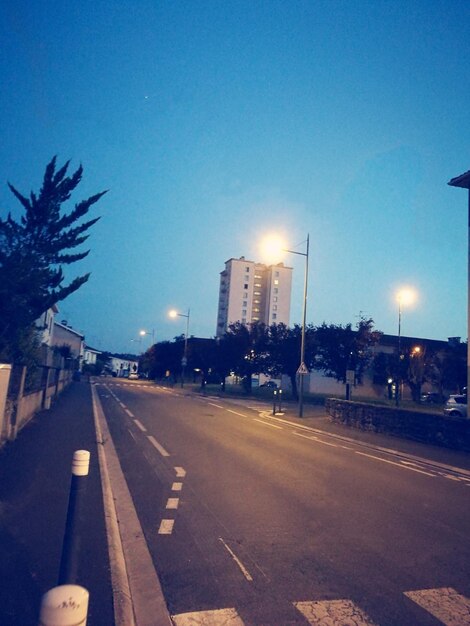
[52,320,85,369]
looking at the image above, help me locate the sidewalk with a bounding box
[0,381,114,626]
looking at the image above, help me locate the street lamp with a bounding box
[395,287,417,406]
[169,308,190,387]
[139,328,155,348]
[260,234,310,417]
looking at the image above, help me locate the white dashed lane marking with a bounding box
[147,435,170,457]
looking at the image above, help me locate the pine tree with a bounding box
[0,157,107,362]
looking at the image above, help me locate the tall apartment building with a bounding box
[216,256,292,336]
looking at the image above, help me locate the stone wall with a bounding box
[325,398,470,452]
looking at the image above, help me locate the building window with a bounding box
[244,283,248,289]
[243,300,247,306]
[254,282,262,288]
[273,296,278,302]
[242,309,247,315]
[245,275,249,281]
[274,279,279,285]
[243,292,248,298]
[245,266,250,272]
[274,288,278,294]
[242,318,246,323]
[275,271,279,277]
[272,313,277,320]
[273,305,277,311]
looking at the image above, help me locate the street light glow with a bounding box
[396,287,417,308]
[168,309,178,319]
[260,233,287,264]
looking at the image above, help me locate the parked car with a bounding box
[420,391,442,404]
[444,395,467,418]
[128,372,139,380]
[260,381,278,389]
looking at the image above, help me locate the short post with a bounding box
[39,584,89,626]
[58,450,90,585]
[278,389,282,413]
[272,390,278,415]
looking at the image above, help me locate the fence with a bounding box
[0,363,74,446]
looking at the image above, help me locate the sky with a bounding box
[1,0,469,354]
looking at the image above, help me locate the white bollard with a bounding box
[38,584,89,626]
[71,450,90,477]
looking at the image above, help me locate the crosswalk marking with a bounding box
[172,608,244,625]
[294,599,377,625]
[404,587,470,626]
[170,588,470,625]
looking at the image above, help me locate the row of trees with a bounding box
[139,319,466,401]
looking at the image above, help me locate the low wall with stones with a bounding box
[325,398,470,452]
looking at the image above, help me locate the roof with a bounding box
[448,170,470,189]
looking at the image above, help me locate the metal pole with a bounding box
[58,450,90,585]
[181,309,190,388]
[299,234,309,417]
[396,300,401,407]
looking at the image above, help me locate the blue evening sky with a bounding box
[1,0,469,353]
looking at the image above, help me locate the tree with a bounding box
[314,317,381,384]
[0,157,106,362]
[223,321,268,393]
[265,322,316,400]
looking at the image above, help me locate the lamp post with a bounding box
[261,233,310,417]
[395,288,416,406]
[448,170,470,399]
[139,328,155,348]
[169,308,190,387]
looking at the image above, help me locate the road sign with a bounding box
[346,369,355,385]
[297,362,309,375]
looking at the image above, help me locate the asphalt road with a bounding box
[96,379,470,626]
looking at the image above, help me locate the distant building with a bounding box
[216,256,292,336]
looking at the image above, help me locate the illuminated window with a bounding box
[273,296,278,302]
[274,279,279,285]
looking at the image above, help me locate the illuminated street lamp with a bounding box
[395,287,417,406]
[260,234,310,417]
[169,308,190,387]
[139,328,155,348]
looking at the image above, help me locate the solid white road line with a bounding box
[91,385,172,625]
[294,599,377,625]
[147,435,170,457]
[226,408,249,418]
[292,431,338,447]
[253,418,283,429]
[208,402,225,409]
[133,418,147,432]
[355,451,436,477]
[404,587,470,626]
[219,538,253,582]
[172,608,244,626]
